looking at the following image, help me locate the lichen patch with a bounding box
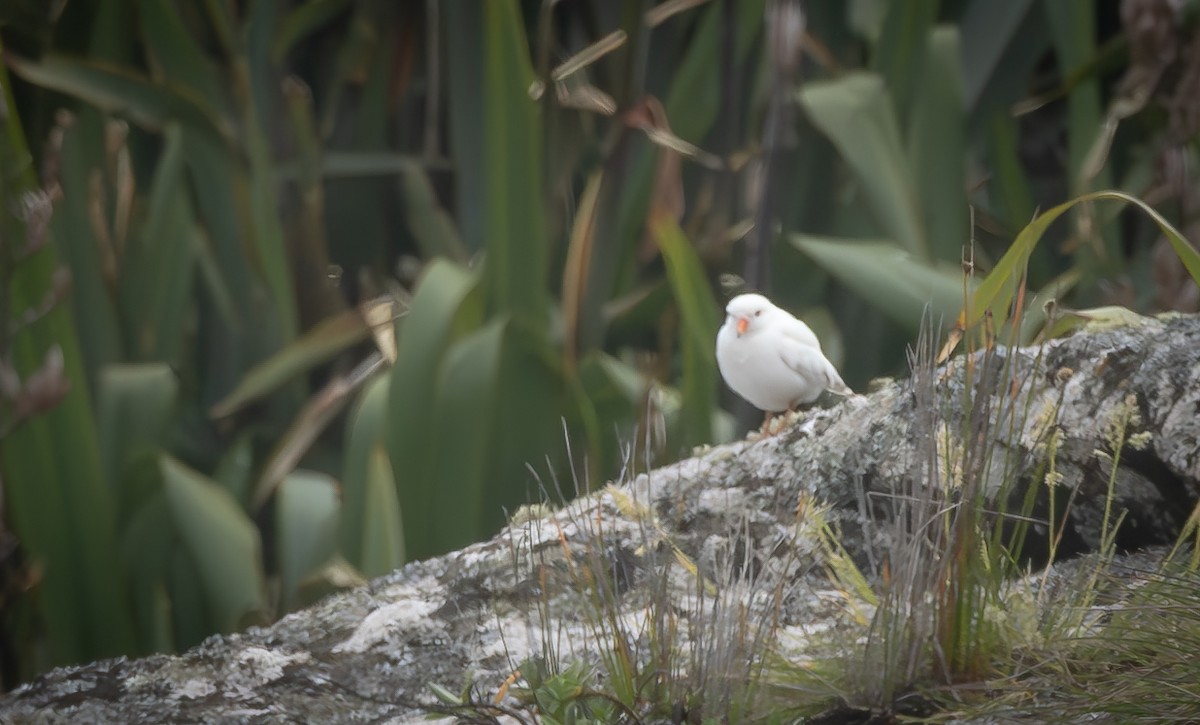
[333,598,442,654]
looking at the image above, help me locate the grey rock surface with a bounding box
[2,316,1198,724]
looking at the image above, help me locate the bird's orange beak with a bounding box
[735,316,749,336]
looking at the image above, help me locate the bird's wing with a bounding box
[776,314,822,349]
[777,336,853,395]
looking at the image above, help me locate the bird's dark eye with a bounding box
[754,310,762,317]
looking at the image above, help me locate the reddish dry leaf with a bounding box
[623,96,685,262]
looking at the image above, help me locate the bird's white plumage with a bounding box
[715,293,851,412]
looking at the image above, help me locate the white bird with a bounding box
[716,293,851,432]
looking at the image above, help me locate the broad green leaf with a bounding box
[212,434,255,506]
[425,321,509,555]
[136,582,174,656]
[651,216,719,449]
[800,73,927,258]
[134,0,291,398]
[49,114,121,385]
[342,375,405,575]
[871,0,939,123]
[273,0,354,62]
[281,77,345,323]
[960,0,1038,112]
[602,281,672,338]
[574,352,642,474]
[848,0,887,41]
[316,2,392,139]
[1043,0,1105,190]
[5,53,232,147]
[190,223,240,332]
[908,26,969,264]
[276,470,340,609]
[388,260,484,557]
[187,135,290,403]
[0,60,137,666]
[359,445,405,577]
[201,0,238,57]
[478,321,565,532]
[244,1,283,125]
[663,0,767,143]
[281,74,322,215]
[210,307,372,418]
[168,547,212,650]
[137,0,232,116]
[278,152,427,179]
[1037,304,1154,342]
[243,113,299,344]
[1044,0,1118,268]
[119,491,177,653]
[398,162,468,262]
[444,0,547,319]
[160,456,265,633]
[319,34,397,275]
[426,319,564,555]
[97,364,178,492]
[968,191,1200,330]
[985,113,1037,236]
[590,352,663,408]
[791,235,968,332]
[88,0,140,63]
[117,124,196,364]
[144,0,297,347]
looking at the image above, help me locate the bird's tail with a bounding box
[828,381,854,396]
[825,365,854,396]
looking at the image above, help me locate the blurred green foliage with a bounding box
[0,0,1198,691]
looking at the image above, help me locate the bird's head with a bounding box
[724,293,774,337]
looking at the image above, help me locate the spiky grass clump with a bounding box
[848,319,1065,711]
[431,429,802,723]
[543,454,796,723]
[1062,560,1200,721]
[769,312,1146,722]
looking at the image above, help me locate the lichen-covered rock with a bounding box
[2,317,1198,724]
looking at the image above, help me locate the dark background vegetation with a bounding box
[0,0,1197,692]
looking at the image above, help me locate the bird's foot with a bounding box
[769,407,805,435]
[753,412,776,439]
[744,412,774,441]
[747,409,806,440]
[780,407,805,429]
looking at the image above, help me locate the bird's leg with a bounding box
[772,404,801,436]
[758,411,775,436]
